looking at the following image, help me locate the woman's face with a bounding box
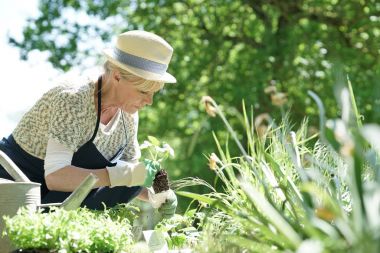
[115,76,155,114]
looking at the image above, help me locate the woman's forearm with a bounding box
[45,165,111,192]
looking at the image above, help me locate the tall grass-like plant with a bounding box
[178,82,380,252]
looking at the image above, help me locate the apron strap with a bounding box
[109,112,129,162]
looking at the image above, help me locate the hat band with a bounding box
[113,48,168,75]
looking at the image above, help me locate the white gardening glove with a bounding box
[107,160,144,187]
[158,189,177,219]
[147,189,177,219]
[147,187,170,208]
[147,188,177,219]
[106,160,158,187]
[106,159,160,187]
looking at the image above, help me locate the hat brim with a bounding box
[102,48,177,83]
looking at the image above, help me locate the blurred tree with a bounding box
[9,0,380,207]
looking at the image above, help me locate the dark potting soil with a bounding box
[153,169,169,193]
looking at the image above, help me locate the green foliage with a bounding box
[180,81,380,252]
[3,205,136,252]
[10,0,380,119]
[96,202,140,224]
[9,0,380,209]
[154,210,202,249]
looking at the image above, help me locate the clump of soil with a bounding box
[153,169,169,193]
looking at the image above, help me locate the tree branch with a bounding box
[244,0,272,29]
[224,34,262,48]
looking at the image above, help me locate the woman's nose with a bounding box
[144,93,153,106]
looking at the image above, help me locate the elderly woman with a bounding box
[0,30,177,218]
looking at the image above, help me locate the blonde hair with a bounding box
[103,61,165,92]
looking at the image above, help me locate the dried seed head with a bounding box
[256,125,268,138]
[208,158,216,171]
[264,85,277,94]
[315,207,335,222]
[271,92,288,106]
[208,152,221,170]
[201,96,217,117]
[254,113,271,128]
[255,113,271,138]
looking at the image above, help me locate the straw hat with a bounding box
[103,30,176,83]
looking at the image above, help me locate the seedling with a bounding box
[140,136,174,193]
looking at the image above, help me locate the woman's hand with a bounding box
[106,159,160,187]
[142,159,160,187]
[158,189,177,219]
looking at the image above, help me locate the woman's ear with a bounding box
[112,70,121,83]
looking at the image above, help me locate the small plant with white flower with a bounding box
[140,136,175,163]
[140,136,175,208]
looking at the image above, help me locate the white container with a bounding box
[0,179,41,252]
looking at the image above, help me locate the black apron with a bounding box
[0,77,142,210]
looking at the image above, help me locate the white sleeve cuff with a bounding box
[44,138,74,176]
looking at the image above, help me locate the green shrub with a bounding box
[3,205,135,252]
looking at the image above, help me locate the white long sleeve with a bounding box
[44,138,74,176]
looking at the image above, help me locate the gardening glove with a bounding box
[106,159,160,187]
[158,189,177,219]
[142,159,161,187]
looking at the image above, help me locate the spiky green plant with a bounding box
[178,81,380,252]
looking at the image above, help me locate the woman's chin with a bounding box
[124,106,140,114]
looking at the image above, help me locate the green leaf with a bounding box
[176,191,216,205]
[170,233,187,248]
[147,135,160,146]
[239,181,302,249]
[347,76,362,128]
